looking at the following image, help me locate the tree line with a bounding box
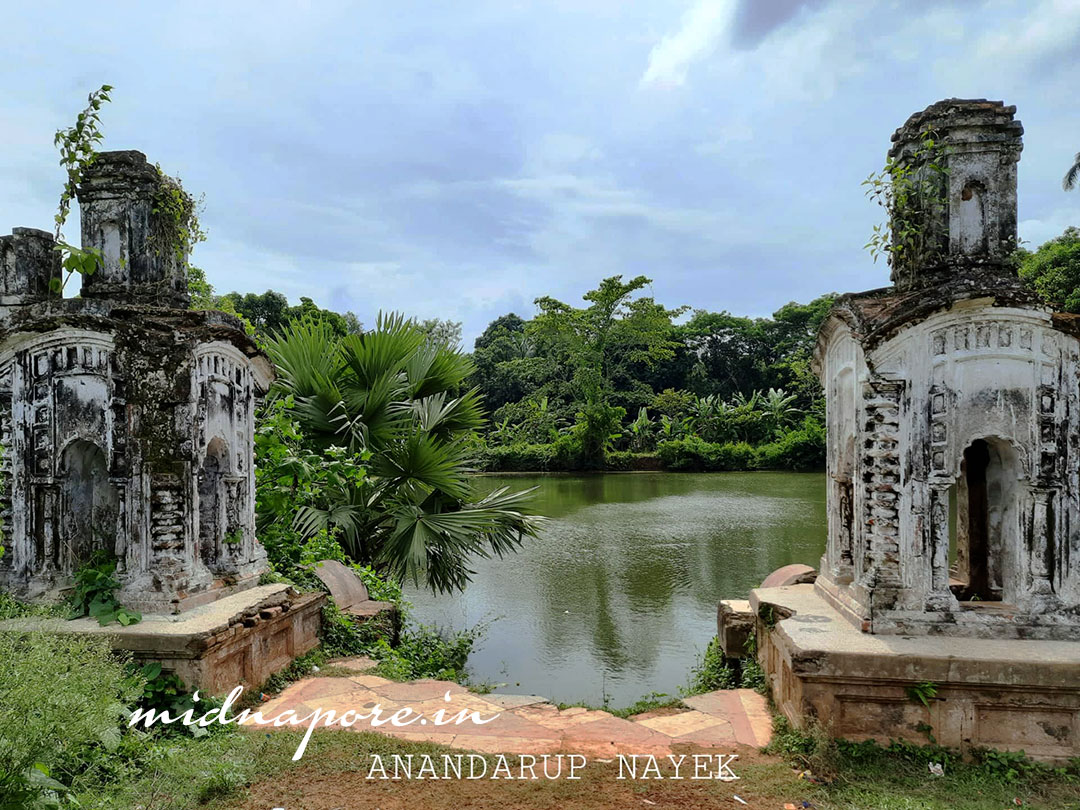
[468,276,834,472]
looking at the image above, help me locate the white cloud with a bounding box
[975,0,1080,71]
[640,0,737,87]
[695,121,754,154]
[640,0,870,102]
[1020,206,1080,249]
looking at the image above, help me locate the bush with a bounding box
[368,623,485,683]
[753,416,825,471]
[0,632,141,807]
[471,432,586,472]
[656,417,824,472]
[656,437,756,471]
[684,636,738,694]
[474,442,557,471]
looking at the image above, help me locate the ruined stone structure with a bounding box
[724,100,1080,762]
[815,99,1080,640]
[0,150,325,690]
[0,150,272,613]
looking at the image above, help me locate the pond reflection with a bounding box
[406,471,826,706]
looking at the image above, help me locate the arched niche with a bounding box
[829,365,857,581]
[59,439,119,571]
[950,437,1021,603]
[198,436,231,569]
[957,180,988,255]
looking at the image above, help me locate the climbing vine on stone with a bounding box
[150,168,206,267]
[863,128,949,284]
[52,84,113,294]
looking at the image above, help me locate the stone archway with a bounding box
[59,439,119,571]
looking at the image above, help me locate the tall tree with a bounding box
[1018,227,1080,311]
[530,276,686,463]
[417,318,463,348]
[531,275,686,402]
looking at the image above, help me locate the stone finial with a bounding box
[0,228,62,308]
[76,150,190,308]
[887,99,1023,291]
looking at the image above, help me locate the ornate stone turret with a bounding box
[811,99,1078,640]
[76,150,190,308]
[888,99,1024,291]
[741,97,1080,764]
[0,228,61,310]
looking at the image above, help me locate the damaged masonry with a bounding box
[722,99,1080,763]
[0,150,324,689]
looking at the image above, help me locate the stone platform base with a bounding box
[751,584,1080,763]
[0,584,325,694]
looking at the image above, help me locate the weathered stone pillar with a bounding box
[0,229,61,315]
[887,99,1023,291]
[860,380,904,597]
[1028,488,1056,599]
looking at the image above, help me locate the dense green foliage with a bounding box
[67,552,141,627]
[1019,226,1080,312]
[217,290,363,339]
[470,276,834,471]
[0,631,140,808]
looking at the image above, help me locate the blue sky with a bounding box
[2,0,1078,346]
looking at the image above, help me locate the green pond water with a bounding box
[405,471,826,707]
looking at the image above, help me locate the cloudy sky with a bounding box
[2,0,1078,345]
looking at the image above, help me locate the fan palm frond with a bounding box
[1064,152,1080,191]
[265,310,543,593]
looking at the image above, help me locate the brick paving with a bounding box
[247,657,772,755]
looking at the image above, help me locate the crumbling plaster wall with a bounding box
[817,301,1080,638]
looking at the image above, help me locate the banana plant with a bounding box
[627,406,655,451]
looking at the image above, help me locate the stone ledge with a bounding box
[0,585,326,694]
[751,584,1080,762]
[750,584,1080,687]
[716,599,753,659]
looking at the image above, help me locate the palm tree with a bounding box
[264,313,544,593]
[1065,152,1080,191]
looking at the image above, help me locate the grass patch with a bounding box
[555,692,687,719]
[68,711,1080,810]
[765,714,1080,810]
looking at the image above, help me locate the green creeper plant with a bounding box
[52,84,113,295]
[906,680,939,708]
[863,128,950,284]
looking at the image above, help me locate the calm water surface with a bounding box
[406,472,826,707]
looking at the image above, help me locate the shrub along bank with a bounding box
[472,415,825,473]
